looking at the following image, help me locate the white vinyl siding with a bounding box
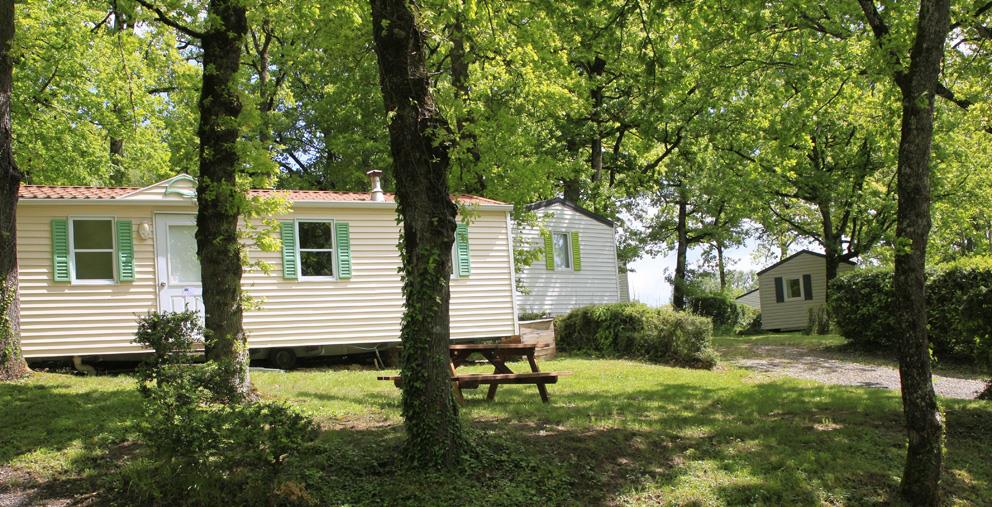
[515,202,621,316]
[736,289,760,309]
[758,252,854,331]
[16,202,516,358]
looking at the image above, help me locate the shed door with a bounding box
[155,214,204,316]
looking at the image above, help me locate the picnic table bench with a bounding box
[378,342,571,403]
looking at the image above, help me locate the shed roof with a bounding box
[525,197,614,227]
[18,175,505,206]
[735,288,759,300]
[756,249,857,276]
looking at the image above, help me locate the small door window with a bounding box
[167,224,201,284]
[70,219,114,281]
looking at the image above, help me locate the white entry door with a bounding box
[155,214,204,315]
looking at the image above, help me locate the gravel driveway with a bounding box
[732,346,986,400]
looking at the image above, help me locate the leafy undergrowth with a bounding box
[2,358,991,506]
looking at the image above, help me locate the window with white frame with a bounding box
[552,232,572,270]
[70,218,115,281]
[786,277,803,300]
[297,220,335,278]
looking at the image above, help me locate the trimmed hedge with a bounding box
[828,258,992,365]
[685,292,745,332]
[555,303,717,369]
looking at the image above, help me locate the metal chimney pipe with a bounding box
[366,170,385,202]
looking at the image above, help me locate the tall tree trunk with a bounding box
[858,0,951,502]
[449,7,484,194]
[108,11,130,186]
[196,0,252,402]
[562,177,581,202]
[672,193,688,311]
[892,2,949,502]
[716,240,726,292]
[370,0,466,468]
[820,203,841,288]
[588,56,606,200]
[0,0,28,381]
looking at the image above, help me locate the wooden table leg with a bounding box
[527,352,550,403]
[449,360,465,405]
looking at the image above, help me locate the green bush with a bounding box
[737,309,763,335]
[121,311,319,505]
[685,291,747,333]
[828,258,992,365]
[555,303,717,369]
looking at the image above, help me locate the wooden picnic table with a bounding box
[378,342,571,403]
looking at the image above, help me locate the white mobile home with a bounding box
[735,288,760,310]
[514,198,625,316]
[755,250,855,331]
[15,175,518,363]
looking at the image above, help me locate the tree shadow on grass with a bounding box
[291,378,991,506]
[0,379,141,505]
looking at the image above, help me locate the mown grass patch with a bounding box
[1,358,990,505]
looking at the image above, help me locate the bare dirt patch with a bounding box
[732,345,985,400]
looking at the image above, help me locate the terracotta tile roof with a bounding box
[19,184,506,206]
[18,185,138,199]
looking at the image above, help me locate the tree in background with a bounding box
[0,0,29,381]
[13,0,199,186]
[369,0,466,467]
[634,141,750,310]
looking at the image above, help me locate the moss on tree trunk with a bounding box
[195,0,252,402]
[370,0,467,468]
[0,0,29,382]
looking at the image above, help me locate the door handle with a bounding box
[159,282,167,288]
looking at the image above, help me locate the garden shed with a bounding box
[756,250,855,331]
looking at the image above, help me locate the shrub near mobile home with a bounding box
[121,312,319,505]
[555,303,718,369]
[828,258,992,365]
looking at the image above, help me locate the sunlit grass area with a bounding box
[2,358,990,505]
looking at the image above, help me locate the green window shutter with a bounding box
[803,274,814,300]
[336,221,352,280]
[455,223,471,277]
[570,231,581,271]
[116,220,135,281]
[280,221,298,280]
[51,218,70,282]
[774,277,785,303]
[543,231,554,270]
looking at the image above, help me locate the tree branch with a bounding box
[134,0,206,39]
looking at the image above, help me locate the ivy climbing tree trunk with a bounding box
[0,0,29,382]
[858,0,950,504]
[195,0,253,402]
[370,0,466,468]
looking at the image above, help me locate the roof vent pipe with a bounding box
[366,170,385,202]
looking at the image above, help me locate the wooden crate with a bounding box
[516,318,557,359]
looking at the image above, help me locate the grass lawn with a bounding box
[2,358,991,506]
